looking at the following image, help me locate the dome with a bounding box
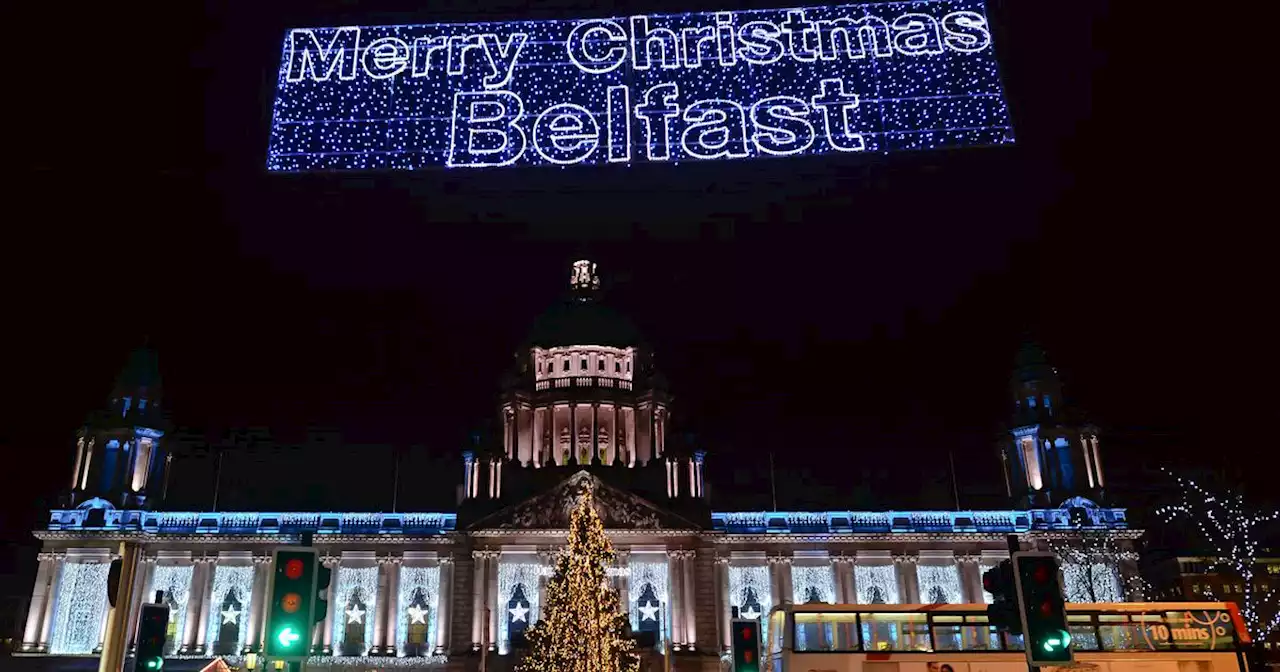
[525,260,641,348]
[526,298,641,348]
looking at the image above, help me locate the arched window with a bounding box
[403,588,432,657]
[341,592,369,656]
[507,584,532,648]
[634,583,662,638]
[213,589,244,655]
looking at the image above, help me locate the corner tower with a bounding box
[1002,342,1104,507]
[65,346,170,509]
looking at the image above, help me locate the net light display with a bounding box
[267,0,1013,171]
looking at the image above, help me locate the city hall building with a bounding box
[16,261,1137,671]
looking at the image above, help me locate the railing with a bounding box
[46,508,457,536]
[533,376,634,391]
[712,506,1128,534]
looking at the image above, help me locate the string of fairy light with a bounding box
[518,490,638,672]
[1157,468,1279,639]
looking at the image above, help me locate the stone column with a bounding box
[373,558,391,653]
[487,551,500,651]
[831,556,852,605]
[616,550,630,618]
[680,551,697,648]
[126,555,155,649]
[22,553,56,651]
[246,555,270,652]
[768,556,788,607]
[194,556,217,653]
[36,553,66,651]
[714,557,730,652]
[957,555,983,604]
[666,550,685,649]
[894,554,919,604]
[383,555,402,654]
[435,556,453,654]
[181,559,208,652]
[321,556,339,653]
[471,551,486,650]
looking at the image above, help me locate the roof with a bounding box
[525,297,641,349]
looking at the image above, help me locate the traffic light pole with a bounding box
[1006,535,1039,672]
[100,541,141,672]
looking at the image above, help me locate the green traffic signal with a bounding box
[1014,553,1074,666]
[277,626,302,647]
[265,549,319,660]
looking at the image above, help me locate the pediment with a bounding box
[470,470,699,530]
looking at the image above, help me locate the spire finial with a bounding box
[570,259,600,300]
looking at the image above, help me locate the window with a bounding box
[562,360,569,372]
[598,360,605,372]
[580,358,587,370]
[1027,396,1037,408]
[1043,395,1052,414]
[615,362,621,373]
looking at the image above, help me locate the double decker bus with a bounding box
[764,602,1252,672]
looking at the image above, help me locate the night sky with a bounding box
[5,0,1270,565]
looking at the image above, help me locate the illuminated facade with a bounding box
[17,261,1138,671]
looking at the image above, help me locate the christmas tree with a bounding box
[518,489,639,672]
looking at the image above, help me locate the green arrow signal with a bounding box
[277,626,301,647]
[1042,631,1072,652]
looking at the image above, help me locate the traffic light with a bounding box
[136,602,170,671]
[982,559,1021,636]
[731,618,761,672]
[265,548,319,660]
[1013,552,1073,666]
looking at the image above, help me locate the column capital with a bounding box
[378,554,403,565]
[472,549,500,560]
[321,555,340,568]
[714,555,730,566]
[439,554,455,565]
[252,554,273,565]
[831,555,854,565]
[956,554,980,565]
[892,553,919,565]
[767,555,792,565]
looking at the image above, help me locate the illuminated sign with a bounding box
[268,0,1012,170]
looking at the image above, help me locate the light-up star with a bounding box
[407,605,428,625]
[638,601,660,621]
[346,605,366,625]
[740,605,762,620]
[508,604,529,622]
[221,606,241,625]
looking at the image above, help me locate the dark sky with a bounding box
[5,0,1270,553]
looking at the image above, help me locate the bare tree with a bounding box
[1048,529,1148,603]
[1157,469,1279,640]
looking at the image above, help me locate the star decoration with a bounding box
[407,605,428,625]
[221,606,240,625]
[638,601,660,621]
[346,605,366,625]
[740,605,762,620]
[509,604,529,622]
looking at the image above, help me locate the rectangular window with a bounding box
[615,362,621,373]
[1027,396,1036,408]
[794,612,859,652]
[598,360,605,372]
[1043,395,1052,414]
[563,360,569,372]
[581,358,587,370]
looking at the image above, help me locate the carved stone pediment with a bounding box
[470,470,696,530]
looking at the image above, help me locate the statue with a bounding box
[597,426,610,462]
[559,426,571,463]
[578,425,592,464]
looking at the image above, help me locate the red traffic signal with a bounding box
[284,558,305,580]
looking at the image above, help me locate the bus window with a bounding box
[794,612,859,652]
[1067,613,1099,651]
[1098,614,1142,651]
[861,612,930,651]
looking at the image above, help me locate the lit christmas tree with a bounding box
[518,489,639,672]
[1157,469,1279,640]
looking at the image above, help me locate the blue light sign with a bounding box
[267,0,1013,171]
